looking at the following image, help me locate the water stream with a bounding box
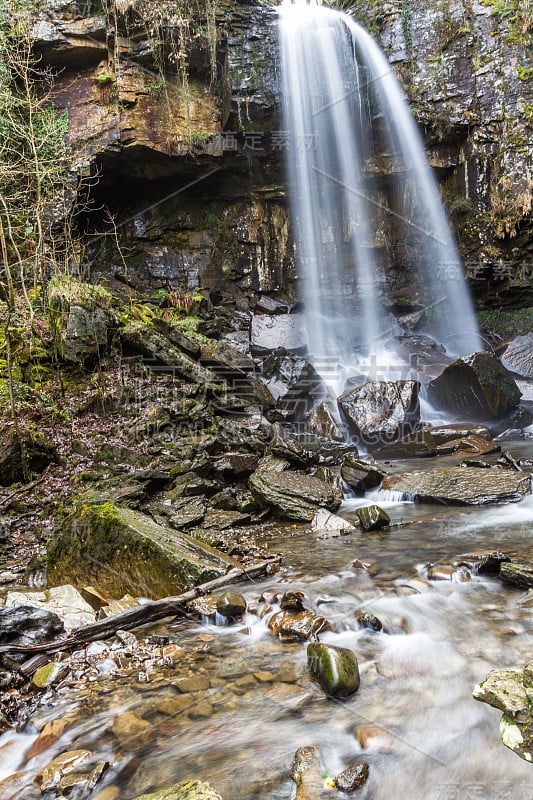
[1,450,532,799]
[279,2,481,374]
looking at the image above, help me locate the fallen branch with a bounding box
[501,451,522,472]
[0,558,281,661]
[0,467,51,511]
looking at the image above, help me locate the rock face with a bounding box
[337,381,420,448]
[47,503,237,599]
[381,466,531,505]
[473,662,533,763]
[501,333,533,379]
[427,353,522,420]
[307,642,360,700]
[248,470,342,521]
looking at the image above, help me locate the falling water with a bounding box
[278,1,481,378]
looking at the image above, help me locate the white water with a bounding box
[279,3,481,379]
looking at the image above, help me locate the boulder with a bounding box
[290,746,327,800]
[341,455,386,494]
[0,606,65,653]
[310,509,357,534]
[132,781,222,800]
[424,423,492,445]
[435,434,500,457]
[334,763,370,793]
[268,609,333,641]
[47,503,238,599]
[216,591,246,619]
[305,399,345,441]
[355,505,390,531]
[473,663,533,762]
[4,585,95,630]
[373,430,437,459]
[307,643,360,699]
[499,562,533,589]
[60,305,114,363]
[337,381,420,448]
[427,352,521,419]
[0,423,56,486]
[251,314,307,355]
[259,350,324,420]
[381,466,531,505]
[501,333,533,379]
[248,470,342,522]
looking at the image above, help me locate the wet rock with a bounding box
[305,399,345,441]
[172,674,210,693]
[435,434,500,457]
[334,762,370,792]
[355,505,390,531]
[111,711,152,747]
[269,610,333,641]
[259,350,324,420]
[290,746,327,800]
[374,430,437,459]
[499,562,533,589]
[424,424,492,445]
[216,591,246,619]
[132,780,222,800]
[248,469,342,521]
[32,662,69,689]
[280,590,305,612]
[37,750,92,792]
[381,466,531,505]
[501,333,533,379]
[355,611,383,632]
[0,423,56,486]
[338,380,420,447]
[0,606,65,653]
[5,585,95,630]
[426,564,470,582]
[453,551,511,575]
[310,509,357,534]
[47,503,237,599]
[427,352,522,420]
[251,314,307,355]
[307,643,360,699]
[354,724,394,751]
[341,455,386,494]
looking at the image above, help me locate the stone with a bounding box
[268,610,333,641]
[501,333,533,379]
[290,746,327,800]
[259,350,324,420]
[435,434,500,457]
[354,725,394,751]
[280,590,305,612]
[427,352,522,420]
[0,606,65,653]
[37,750,92,792]
[47,503,238,599]
[305,399,345,441]
[499,562,533,589]
[5,585,95,630]
[424,424,492,445]
[59,304,115,363]
[0,423,56,486]
[111,712,152,747]
[131,782,222,800]
[381,466,531,505]
[216,591,246,618]
[473,669,530,722]
[32,662,69,689]
[248,469,342,521]
[340,455,386,494]
[355,505,390,531]
[453,551,511,575]
[374,430,437,459]
[310,509,357,534]
[337,380,420,448]
[172,674,210,693]
[307,642,360,699]
[334,763,370,793]
[355,611,383,632]
[251,314,307,354]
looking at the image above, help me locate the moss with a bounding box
[48,277,112,312]
[477,308,533,339]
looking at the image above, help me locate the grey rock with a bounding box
[338,381,420,448]
[251,314,307,354]
[501,333,533,379]
[341,455,386,494]
[249,469,342,521]
[382,466,531,505]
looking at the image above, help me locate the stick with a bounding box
[502,451,522,472]
[0,558,281,660]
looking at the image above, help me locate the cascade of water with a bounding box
[278,3,481,383]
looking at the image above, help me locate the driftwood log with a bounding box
[0,558,281,661]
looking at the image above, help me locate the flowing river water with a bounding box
[0,446,532,799]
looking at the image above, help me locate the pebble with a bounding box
[110,712,152,746]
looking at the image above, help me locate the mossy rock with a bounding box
[307,642,360,700]
[132,781,222,800]
[47,503,238,599]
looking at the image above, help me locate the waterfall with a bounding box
[278,2,481,383]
